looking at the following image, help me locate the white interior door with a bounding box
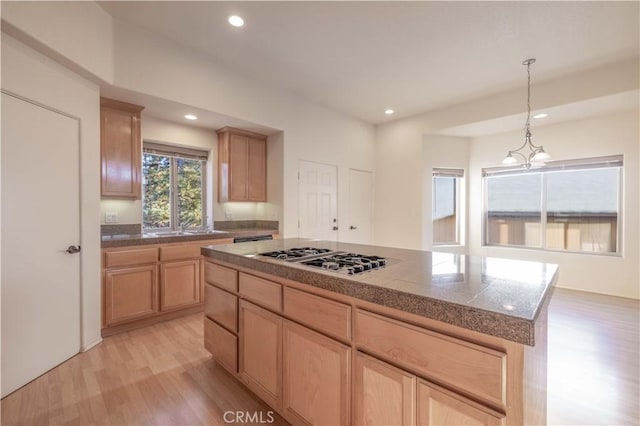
[1,93,81,397]
[347,169,373,244]
[298,161,338,241]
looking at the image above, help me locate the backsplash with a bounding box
[101,224,142,236]
[214,220,278,230]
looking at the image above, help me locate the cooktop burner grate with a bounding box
[300,253,387,275]
[259,247,334,260]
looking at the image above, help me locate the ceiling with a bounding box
[101,85,280,135]
[99,1,639,125]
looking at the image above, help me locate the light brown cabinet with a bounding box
[100,97,144,199]
[160,259,200,312]
[102,239,236,335]
[355,352,416,426]
[283,320,350,425]
[104,264,158,326]
[202,261,542,426]
[204,283,238,333]
[217,127,267,202]
[417,380,505,426]
[239,299,282,410]
[204,316,238,374]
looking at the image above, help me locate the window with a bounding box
[432,168,464,245]
[142,142,208,230]
[483,155,622,254]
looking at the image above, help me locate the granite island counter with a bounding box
[201,238,557,425]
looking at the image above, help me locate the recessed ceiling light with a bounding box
[184,114,198,120]
[228,15,244,27]
[533,113,548,119]
[384,109,395,115]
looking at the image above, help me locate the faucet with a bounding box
[179,217,197,232]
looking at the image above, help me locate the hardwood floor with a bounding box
[1,288,638,425]
[547,288,639,426]
[0,314,287,426]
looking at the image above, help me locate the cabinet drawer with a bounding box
[159,244,202,261]
[355,310,506,407]
[418,380,505,426]
[283,287,351,341]
[239,273,282,312]
[104,247,158,267]
[204,261,238,292]
[205,283,238,333]
[204,317,238,374]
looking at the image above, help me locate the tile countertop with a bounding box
[201,238,559,346]
[101,228,278,248]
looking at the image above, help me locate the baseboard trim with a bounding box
[101,304,204,337]
[81,337,103,352]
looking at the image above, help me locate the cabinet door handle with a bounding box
[332,226,339,231]
[349,225,358,230]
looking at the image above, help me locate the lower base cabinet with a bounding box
[355,353,416,426]
[354,352,505,426]
[204,317,238,373]
[160,259,200,311]
[239,300,282,409]
[283,320,351,425]
[204,262,533,426]
[417,381,505,426]
[104,265,158,326]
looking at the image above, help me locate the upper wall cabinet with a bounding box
[217,127,267,202]
[100,97,145,199]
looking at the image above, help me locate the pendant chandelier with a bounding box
[502,58,550,168]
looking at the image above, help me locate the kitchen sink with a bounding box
[146,230,186,236]
[184,229,228,235]
[144,229,228,237]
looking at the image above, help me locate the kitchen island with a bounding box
[201,239,558,425]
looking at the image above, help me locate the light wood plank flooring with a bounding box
[2,288,638,425]
[1,314,287,426]
[547,288,639,425]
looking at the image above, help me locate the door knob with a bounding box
[349,225,358,230]
[64,245,81,254]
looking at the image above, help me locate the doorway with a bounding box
[347,169,373,244]
[298,160,338,241]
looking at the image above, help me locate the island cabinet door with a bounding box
[282,320,351,426]
[354,353,416,426]
[239,299,282,410]
[417,380,505,426]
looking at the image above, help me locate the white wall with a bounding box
[469,110,639,299]
[1,34,102,349]
[1,1,114,84]
[99,116,284,228]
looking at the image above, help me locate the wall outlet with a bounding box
[105,212,119,223]
[225,211,233,220]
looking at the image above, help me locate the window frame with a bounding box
[481,155,623,256]
[432,168,464,247]
[142,141,208,231]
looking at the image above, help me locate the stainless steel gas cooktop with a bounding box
[259,247,387,275]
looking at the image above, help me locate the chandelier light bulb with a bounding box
[532,150,551,162]
[502,154,518,165]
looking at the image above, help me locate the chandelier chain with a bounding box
[502,57,550,168]
[525,60,531,134]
